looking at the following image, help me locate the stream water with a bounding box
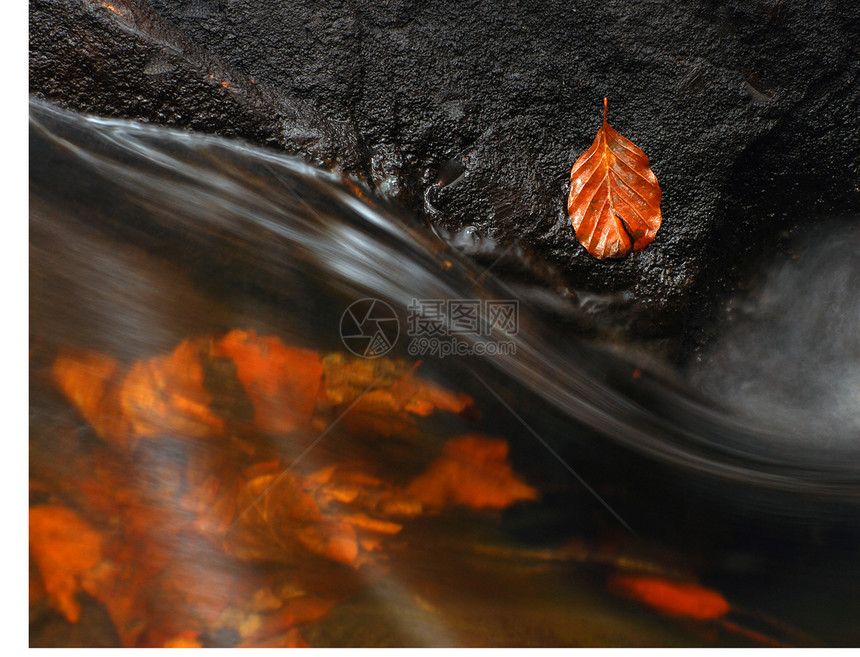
[29,99,860,646]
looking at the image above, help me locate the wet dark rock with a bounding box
[29,0,366,174]
[30,0,859,357]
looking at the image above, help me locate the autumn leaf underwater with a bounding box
[36,330,779,647]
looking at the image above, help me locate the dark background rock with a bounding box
[30,0,859,360]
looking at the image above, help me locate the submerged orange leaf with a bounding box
[51,350,128,445]
[393,374,473,417]
[51,344,223,447]
[227,468,359,566]
[121,339,224,439]
[407,435,538,511]
[609,574,730,620]
[211,330,323,434]
[568,98,662,259]
[29,506,104,623]
[320,353,473,436]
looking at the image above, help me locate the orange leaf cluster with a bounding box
[227,435,537,569]
[52,332,471,448]
[568,98,662,259]
[31,455,336,647]
[39,329,530,645]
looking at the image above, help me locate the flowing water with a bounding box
[29,99,860,646]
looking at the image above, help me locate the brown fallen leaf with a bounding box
[568,98,662,259]
[29,505,104,623]
[407,434,538,511]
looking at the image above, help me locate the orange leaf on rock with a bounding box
[568,98,662,259]
[29,506,104,623]
[212,330,323,435]
[608,574,730,620]
[407,434,538,511]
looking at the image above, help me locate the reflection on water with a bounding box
[30,100,860,646]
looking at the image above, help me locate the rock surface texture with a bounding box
[30,0,859,356]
